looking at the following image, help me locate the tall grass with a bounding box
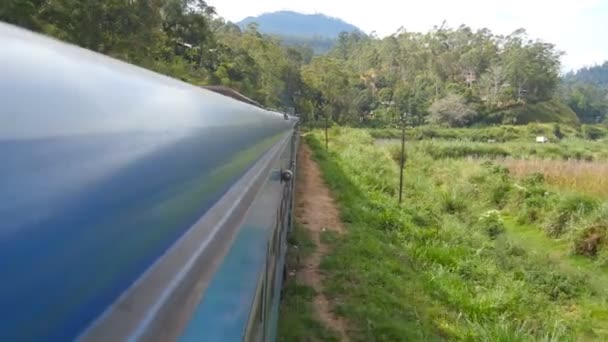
[301,128,607,340]
[369,123,608,143]
[383,139,608,162]
[500,158,608,199]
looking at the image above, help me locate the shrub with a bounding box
[517,196,548,224]
[581,124,607,140]
[571,206,608,257]
[440,190,468,214]
[523,267,586,300]
[522,172,545,187]
[477,210,506,239]
[544,194,599,237]
[428,94,477,127]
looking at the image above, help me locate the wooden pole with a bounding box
[325,111,329,151]
[398,113,406,204]
[309,110,313,132]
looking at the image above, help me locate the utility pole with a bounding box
[398,112,407,204]
[325,109,329,151]
[309,109,313,132]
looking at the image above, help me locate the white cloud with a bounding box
[208,0,608,70]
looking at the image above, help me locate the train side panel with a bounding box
[0,22,297,341]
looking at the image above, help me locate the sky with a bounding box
[207,0,608,71]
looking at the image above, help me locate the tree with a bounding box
[1,5,571,126]
[479,65,508,108]
[560,81,608,123]
[302,57,355,123]
[428,94,477,127]
[502,30,561,103]
[0,0,43,30]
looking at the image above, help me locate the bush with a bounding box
[517,196,548,224]
[581,124,608,140]
[571,206,608,257]
[477,210,506,239]
[440,190,468,214]
[544,194,599,237]
[428,94,477,127]
[522,172,545,187]
[522,267,586,300]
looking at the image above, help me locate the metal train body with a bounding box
[0,23,297,341]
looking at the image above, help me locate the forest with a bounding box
[2,0,607,127]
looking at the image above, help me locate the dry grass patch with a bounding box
[500,158,608,198]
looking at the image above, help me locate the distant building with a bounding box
[536,136,549,143]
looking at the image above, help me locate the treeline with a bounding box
[560,62,608,124]
[314,27,565,126]
[0,0,308,110]
[1,1,606,126]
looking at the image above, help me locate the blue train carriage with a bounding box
[0,22,298,341]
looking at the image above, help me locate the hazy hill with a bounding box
[237,11,361,53]
[564,62,608,87]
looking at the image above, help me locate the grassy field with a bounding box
[280,127,608,341]
[371,123,608,143]
[500,158,608,199]
[388,139,608,161]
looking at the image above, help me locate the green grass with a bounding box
[279,222,340,341]
[278,284,340,342]
[503,218,608,294]
[286,222,316,262]
[289,127,608,341]
[381,138,608,162]
[503,218,608,337]
[370,123,608,144]
[370,123,586,142]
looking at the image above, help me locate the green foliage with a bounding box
[571,206,608,257]
[410,141,510,159]
[491,99,580,125]
[428,93,478,127]
[561,64,608,123]
[581,124,608,140]
[438,192,464,215]
[1,0,315,112]
[380,135,608,162]
[370,123,583,142]
[278,284,340,342]
[566,61,608,87]
[301,56,357,123]
[477,210,506,239]
[327,27,563,126]
[543,194,599,237]
[2,4,578,126]
[301,128,608,340]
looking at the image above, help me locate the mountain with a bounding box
[237,11,362,53]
